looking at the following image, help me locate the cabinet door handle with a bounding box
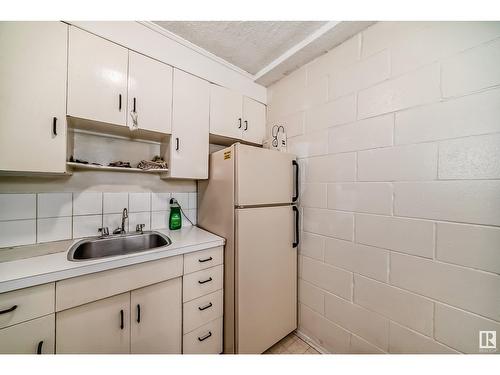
[244,120,248,131]
[136,304,141,323]
[293,206,300,248]
[238,118,242,129]
[133,97,136,113]
[52,117,57,136]
[0,304,17,315]
[292,160,299,202]
[198,331,212,342]
[36,340,43,355]
[175,137,180,151]
[198,302,213,311]
[119,94,122,111]
[120,309,124,330]
[198,277,212,284]
[198,256,213,263]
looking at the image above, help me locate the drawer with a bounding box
[0,283,55,329]
[183,317,222,354]
[183,289,223,334]
[56,255,183,311]
[184,246,223,274]
[0,314,55,354]
[183,265,223,303]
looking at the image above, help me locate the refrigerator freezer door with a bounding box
[235,205,297,353]
[235,144,295,206]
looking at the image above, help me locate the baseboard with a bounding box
[295,330,330,354]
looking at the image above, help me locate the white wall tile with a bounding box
[327,183,393,215]
[298,279,325,314]
[301,256,352,300]
[305,94,356,133]
[300,183,327,208]
[355,214,434,258]
[328,114,394,153]
[389,322,457,354]
[354,275,434,335]
[287,130,328,158]
[394,181,500,226]
[184,209,197,226]
[324,238,389,282]
[151,193,170,211]
[358,143,438,181]
[129,193,151,213]
[103,192,128,214]
[357,63,441,119]
[439,133,500,179]
[151,210,169,230]
[267,67,307,121]
[37,193,72,218]
[0,194,36,221]
[73,192,102,216]
[103,214,122,233]
[305,75,328,109]
[303,208,353,241]
[390,252,500,321]
[329,50,390,99]
[299,231,325,261]
[304,153,356,183]
[37,217,72,243]
[129,212,151,232]
[435,303,500,354]
[188,192,197,209]
[436,223,500,274]
[171,192,189,210]
[325,291,390,351]
[442,38,500,98]
[299,303,351,354]
[73,215,102,239]
[395,88,500,144]
[349,334,386,353]
[0,220,36,248]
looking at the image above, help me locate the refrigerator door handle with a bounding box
[292,205,299,248]
[292,160,299,202]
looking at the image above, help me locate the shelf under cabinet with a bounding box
[66,162,168,174]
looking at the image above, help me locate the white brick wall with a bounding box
[267,21,500,354]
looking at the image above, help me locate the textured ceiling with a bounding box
[152,21,327,75]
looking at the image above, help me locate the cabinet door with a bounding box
[130,278,182,354]
[128,51,173,134]
[209,84,243,139]
[0,22,67,173]
[67,26,128,126]
[0,314,55,354]
[56,293,130,354]
[242,97,266,145]
[170,69,209,179]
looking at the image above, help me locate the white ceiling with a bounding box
[152,21,374,87]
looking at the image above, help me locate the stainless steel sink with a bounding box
[67,231,172,261]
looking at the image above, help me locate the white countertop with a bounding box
[0,226,224,294]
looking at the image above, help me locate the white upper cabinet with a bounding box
[0,22,68,174]
[127,51,173,134]
[170,69,209,179]
[209,84,243,139]
[242,97,266,145]
[67,26,128,126]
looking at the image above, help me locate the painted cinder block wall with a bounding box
[267,21,500,354]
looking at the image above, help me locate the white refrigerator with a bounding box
[198,143,299,354]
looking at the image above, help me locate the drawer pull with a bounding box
[198,302,213,311]
[198,331,212,342]
[198,257,213,263]
[120,309,124,330]
[198,277,213,284]
[0,304,18,315]
[37,340,43,355]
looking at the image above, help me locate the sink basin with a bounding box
[67,231,172,261]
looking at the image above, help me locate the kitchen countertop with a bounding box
[0,226,225,294]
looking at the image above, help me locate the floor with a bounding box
[263,332,321,354]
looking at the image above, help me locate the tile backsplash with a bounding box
[0,191,197,248]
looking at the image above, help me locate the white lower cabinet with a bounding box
[130,279,182,354]
[0,314,55,354]
[56,292,131,354]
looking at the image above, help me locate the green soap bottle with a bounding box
[169,198,182,230]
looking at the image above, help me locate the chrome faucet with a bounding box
[113,208,128,235]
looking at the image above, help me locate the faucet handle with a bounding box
[136,224,145,233]
[98,227,109,236]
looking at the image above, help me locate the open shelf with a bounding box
[66,162,168,174]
